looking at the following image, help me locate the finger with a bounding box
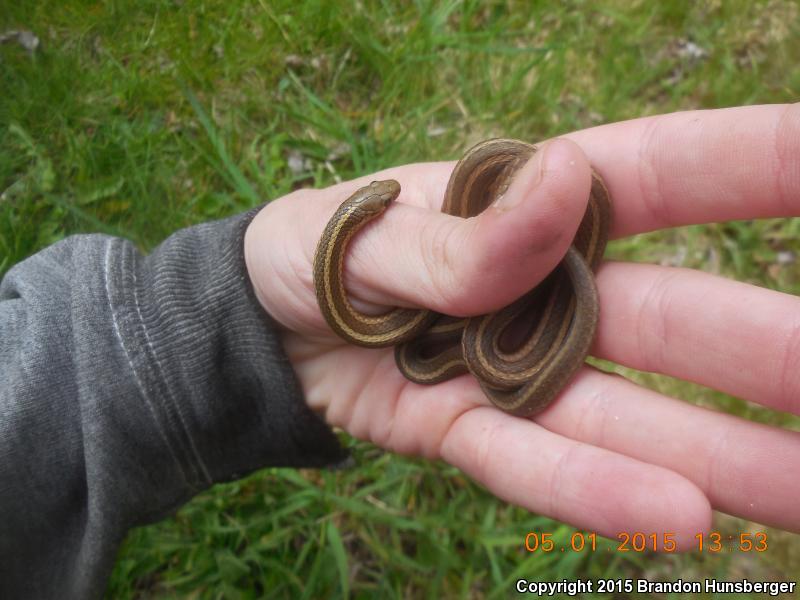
[297,330,796,537]
[247,139,593,336]
[437,395,711,549]
[299,343,712,547]
[594,261,800,414]
[538,367,800,534]
[563,103,800,236]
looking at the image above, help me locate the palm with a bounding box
[245,104,800,549]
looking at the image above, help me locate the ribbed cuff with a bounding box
[106,208,347,496]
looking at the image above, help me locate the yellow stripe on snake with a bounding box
[313,139,611,417]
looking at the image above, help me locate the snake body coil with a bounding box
[312,139,611,417]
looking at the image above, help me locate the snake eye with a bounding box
[361,194,389,213]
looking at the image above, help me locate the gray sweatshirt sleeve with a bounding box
[0,209,347,599]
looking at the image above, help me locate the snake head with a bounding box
[352,180,401,215]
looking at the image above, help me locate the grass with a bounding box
[2,0,800,597]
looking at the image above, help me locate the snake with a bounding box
[312,138,611,417]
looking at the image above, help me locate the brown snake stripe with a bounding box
[313,138,611,417]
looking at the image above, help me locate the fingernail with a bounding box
[494,142,548,210]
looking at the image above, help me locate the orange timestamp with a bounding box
[524,531,768,553]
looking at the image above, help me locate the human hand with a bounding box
[244,104,800,550]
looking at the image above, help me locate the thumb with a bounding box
[347,137,595,316]
[245,138,593,335]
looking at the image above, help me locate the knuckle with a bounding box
[636,269,677,372]
[777,313,800,411]
[773,102,800,214]
[637,115,673,227]
[420,218,475,313]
